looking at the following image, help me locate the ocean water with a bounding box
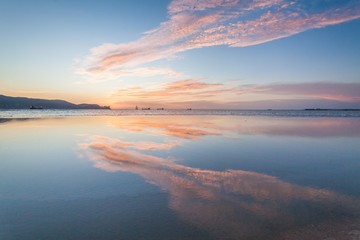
[1,109,360,118]
[1,113,360,239]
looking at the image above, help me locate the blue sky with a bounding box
[0,0,359,109]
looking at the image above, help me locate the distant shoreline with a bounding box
[304,108,360,111]
[0,94,110,110]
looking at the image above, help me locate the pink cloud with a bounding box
[77,0,360,81]
[76,66,183,82]
[247,82,360,102]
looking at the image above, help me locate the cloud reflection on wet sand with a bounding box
[80,135,360,240]
[2,116,359,139]
[108,116,360,139]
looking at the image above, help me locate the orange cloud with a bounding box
[111,79,243,108]
[122,79,223,98]
[109,81,360,109]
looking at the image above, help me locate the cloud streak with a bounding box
[76,66,183,82]
[111,81,360,109]
[115,79,231,99]
[78,0,360,81]
[250,82,360,102]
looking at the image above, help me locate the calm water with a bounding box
[1,109,360,118]
[1,113,360,239]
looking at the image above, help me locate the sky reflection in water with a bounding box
[1,116,360,240]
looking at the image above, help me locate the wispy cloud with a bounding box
[246,82,360,102]
[110,78,244,108]
[76,66,184,83]
[110,80,360,109]
[114,79,230,98]
[77,0,360,81]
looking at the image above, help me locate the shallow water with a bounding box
[1,115,360,240]
[1,109,360,118]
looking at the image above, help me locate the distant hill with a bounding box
[0,95,110,109]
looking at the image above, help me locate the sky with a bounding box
[1,0,360,109]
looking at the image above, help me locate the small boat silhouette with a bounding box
[29,106,43,109]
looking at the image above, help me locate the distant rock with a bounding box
[0,94,110,109]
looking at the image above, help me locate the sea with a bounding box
[1,109,360,240]
[1,108,360,118]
